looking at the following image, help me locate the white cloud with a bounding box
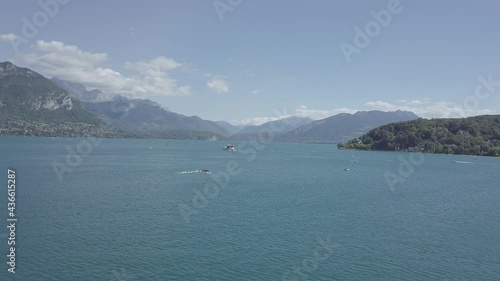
[0,33,18,42]
[407,99,424,105]
[238,69,255,77]
[125,56,181,73]
[231,97,497,126]
[231,105,357,126]
[250,89,260,96]
[395,98,430,106]
[13,40,191,97]
[294,105,358,119]
[231,96,498,127]
[207,78,229,94]
[364,101,396,111]
[176,85,192,96]
[364,99,496,118]
[231,116,285,126]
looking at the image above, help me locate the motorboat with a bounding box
[224,144,236,151]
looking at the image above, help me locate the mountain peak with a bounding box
[0,63,102,125]
[0,61,16,70]
[0,61,41,78]
[51,77,111,103]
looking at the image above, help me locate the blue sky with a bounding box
[1,0,500,125]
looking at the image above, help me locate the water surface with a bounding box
[0,136,499,280]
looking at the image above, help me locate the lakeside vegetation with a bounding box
[337,115,500,157]
[0,118,226,140]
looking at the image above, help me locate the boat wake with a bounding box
[177,170,211,174]
[452,160,473,164]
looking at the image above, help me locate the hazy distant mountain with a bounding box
[52,78,231,136]
[231,116,313,140]
[215,121,241,135]
[276,110,419,143]
[51,77,112,103]
[238,116,313,134]
[82,96,230,136]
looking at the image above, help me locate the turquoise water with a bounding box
[1,136,499,280]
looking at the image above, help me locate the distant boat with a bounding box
[344,168,350,171]
[224,144,236,151]
[202,169,211,173]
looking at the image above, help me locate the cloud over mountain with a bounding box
[364,99,495,118]
[13,40,191,98]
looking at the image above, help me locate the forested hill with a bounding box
[338,115,500,157]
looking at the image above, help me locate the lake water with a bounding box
[0,136,499,280]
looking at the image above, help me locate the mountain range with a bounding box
[0,62,98,124]
[81,95,229,137]
[0,62,117,137]
[275,110,419,143]
[230,116,314,141]
[0,61,422,142]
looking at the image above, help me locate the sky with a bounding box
[1,0,500,125]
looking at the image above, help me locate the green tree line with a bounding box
[338,115,500,157]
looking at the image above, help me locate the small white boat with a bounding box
[224,144,236,151]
